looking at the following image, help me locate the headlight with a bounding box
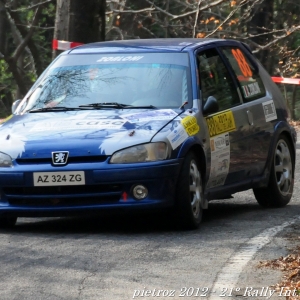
[110,142,168,164]
[0,152,13,167]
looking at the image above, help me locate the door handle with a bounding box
[247,110,253,126]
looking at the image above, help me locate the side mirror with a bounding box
[203,96,219,115]
[11,99,21,114]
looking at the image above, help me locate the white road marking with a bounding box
[209,217,300,299]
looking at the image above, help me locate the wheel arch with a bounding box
[265,121,296,181]
[253,121,295,207]
[277,131,296,176]
[177,137,207,189]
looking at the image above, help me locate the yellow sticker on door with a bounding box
[205,110,236,137]
[181,116,200,136]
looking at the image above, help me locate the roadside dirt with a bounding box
[259,233,300,300]
[290,120,300,132]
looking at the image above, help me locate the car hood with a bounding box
[0,109,183,159]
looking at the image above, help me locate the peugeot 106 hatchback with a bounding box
[0,38,296,229]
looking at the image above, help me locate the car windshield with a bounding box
[19,53,192,113]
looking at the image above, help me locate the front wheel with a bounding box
[253,135,294,208]
[175,152,203,230]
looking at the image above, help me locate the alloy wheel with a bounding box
[189,160,202,219]
[274,139,293,196]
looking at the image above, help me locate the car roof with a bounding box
[69,38,233,54]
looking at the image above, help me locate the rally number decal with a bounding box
[205,110,236,137]
[231,49,253,77]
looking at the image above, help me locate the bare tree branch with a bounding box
[10,5,43,64]
[165,0,169,38]
[140,25,157,38]
[144,0,174,18]
[14,24,54,30]
[106,8,155,14]
[106,26,124,40]
[252,26,300,52]
[292,46,300,56]
[206,0,248,38]
[144,0,230,22]
[8,0,55,12]
[193,0,203,38]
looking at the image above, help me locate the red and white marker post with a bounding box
[52,39,84,51]
[272,77,300,85]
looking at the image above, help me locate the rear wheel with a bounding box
[175,152,203,230]
[0,216,17,228]
[253,135,294,208]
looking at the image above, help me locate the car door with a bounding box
[219,45,273,177]
[196,46,253,188]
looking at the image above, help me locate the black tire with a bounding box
[0,216,17,228]
[253,135,294,208]
[174,152,203,230]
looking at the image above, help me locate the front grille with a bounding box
[16,155,108,165]
[4,184,121,196]
[3,184,122,207]
[8,196,120,207]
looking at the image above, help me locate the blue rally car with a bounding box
[0,38,296,229]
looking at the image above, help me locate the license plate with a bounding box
[33,171,85,186]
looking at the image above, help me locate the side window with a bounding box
[197,48,240,111]
[220,47,266,102]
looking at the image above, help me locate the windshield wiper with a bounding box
[28,106,83,113]
[79,102,157,109]
[79,102,132,109]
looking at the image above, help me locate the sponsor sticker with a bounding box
[205,110,236,137]
[206,133,230,188]
[122,109,178,122]
[97,56,144,62]
[242,82,261,98]
[181,116,200,136]
[30,119,127,131]
[167,124,189,150]
[262,100,277,122]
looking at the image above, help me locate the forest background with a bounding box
[0,0,299,119]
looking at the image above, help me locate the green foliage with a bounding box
[38,3,56,70]
[0,60,13,88]
[0,59,16,117]
[1,0,55,118]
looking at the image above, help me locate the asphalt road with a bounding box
[1,134,300,300]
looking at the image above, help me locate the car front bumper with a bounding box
[0,159,183,217]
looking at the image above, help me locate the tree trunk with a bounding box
[0,1,7,54]
[247,0,274,73]
[53,0,106,59]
